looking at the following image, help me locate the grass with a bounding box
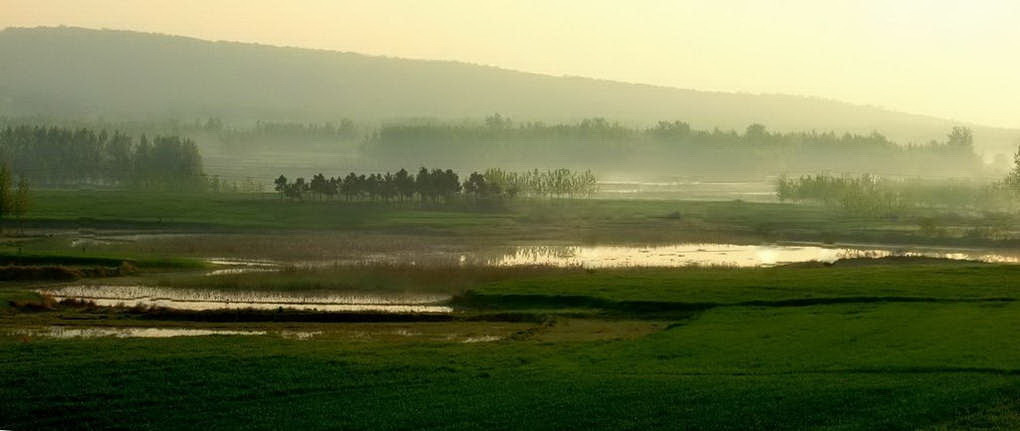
[3,262,1020,428]
[17,189,1020,247]
[0,265,95,281]
[0,288,43,312]
[151,264,578,294]
[0,250,208,270]
[4,188,1020,428]
[3,301,1020,429]
[464,261,1020,307]
[146,260,1020,307]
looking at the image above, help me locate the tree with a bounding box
[274,175,288,200]
[438,169,460,201]
[326,176,339,200]
[485,113,511,129]
[285,177,307,200]
[310,173,327,200]
[947,127,974,149]
[366,173,381,200]
[12,176,30,233]
[649,121,691,140]
[0,164,11,234]
[341,173,358,200]
[776,174,792,202]
[578,169,598,197]
[382,172,397,202]
[463,172,485,196]
[104,132,133,184]
[745,123,768,140]
[415,167,433,202]
[133,134,152,188]
[1005,144,1020,194]
[395,168,415,201]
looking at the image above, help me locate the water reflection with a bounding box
[205,267,280,276]
[39,285,453,313]
[200,243,1020,271]
[461,335,502,343]
[10,326,267,338]
[206,258,279,267]
[280,330,322,340]
[7,326,332,339]
[206,258,282,276]
[486,244,1020,268]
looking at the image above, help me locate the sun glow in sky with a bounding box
[3,0,1019,128]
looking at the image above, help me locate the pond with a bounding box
[596,180,776,201]
[38,285,454,313]
[484,243,1020,268]
[227,243,1018,269]
[9,326,266,338]
[6,326,326,339]
[39,242,1018,315]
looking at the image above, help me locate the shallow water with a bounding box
[7,326,329,339]
[39,285,454,313]
[205,267,281,276]
[485,243,1020,268]
[205,258,282,276]
[280,330,323,340]
[10,326,268,338]
[596,180,776,201]
[202,242,1020,270]
[206,258,279,267]
[461,335,502,343]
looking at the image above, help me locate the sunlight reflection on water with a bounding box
[489,244,1020,268]
[38,285,454,313]
[204,242,1020,272]
[9,326,267,338]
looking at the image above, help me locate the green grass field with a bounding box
[4,262,1020,429]
[18,189,1020,247]
[465,261,1020,306]
[4,190,1020,429]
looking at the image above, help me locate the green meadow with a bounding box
[4,260,1020,429]
[3,190,1020,429]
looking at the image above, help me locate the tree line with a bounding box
[6,116,990,180]
[475,168,597,198]
[364,115,987,177]
[776,173,1015,215]
[778,144,1020,216]
[272,167,598,203]
[0,163,31,232]
[1005,144,1020,195]
[213,119,360,153]
[0,125,205,190]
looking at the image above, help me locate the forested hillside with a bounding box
[1,26,1017,154]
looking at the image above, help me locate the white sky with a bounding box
[3,0,1019,128]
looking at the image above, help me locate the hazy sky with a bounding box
[3,0,1019,128]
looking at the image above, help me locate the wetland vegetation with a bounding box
[5,187,1020,429]
[2,145,1020,429]
[4,13,1020,431]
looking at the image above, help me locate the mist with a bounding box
[3,5,1020,431]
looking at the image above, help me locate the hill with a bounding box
[0,26,1017,154]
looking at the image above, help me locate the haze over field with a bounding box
[7,2,1020,431]
[1,26,1019,156]
[4,0,1020,128]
